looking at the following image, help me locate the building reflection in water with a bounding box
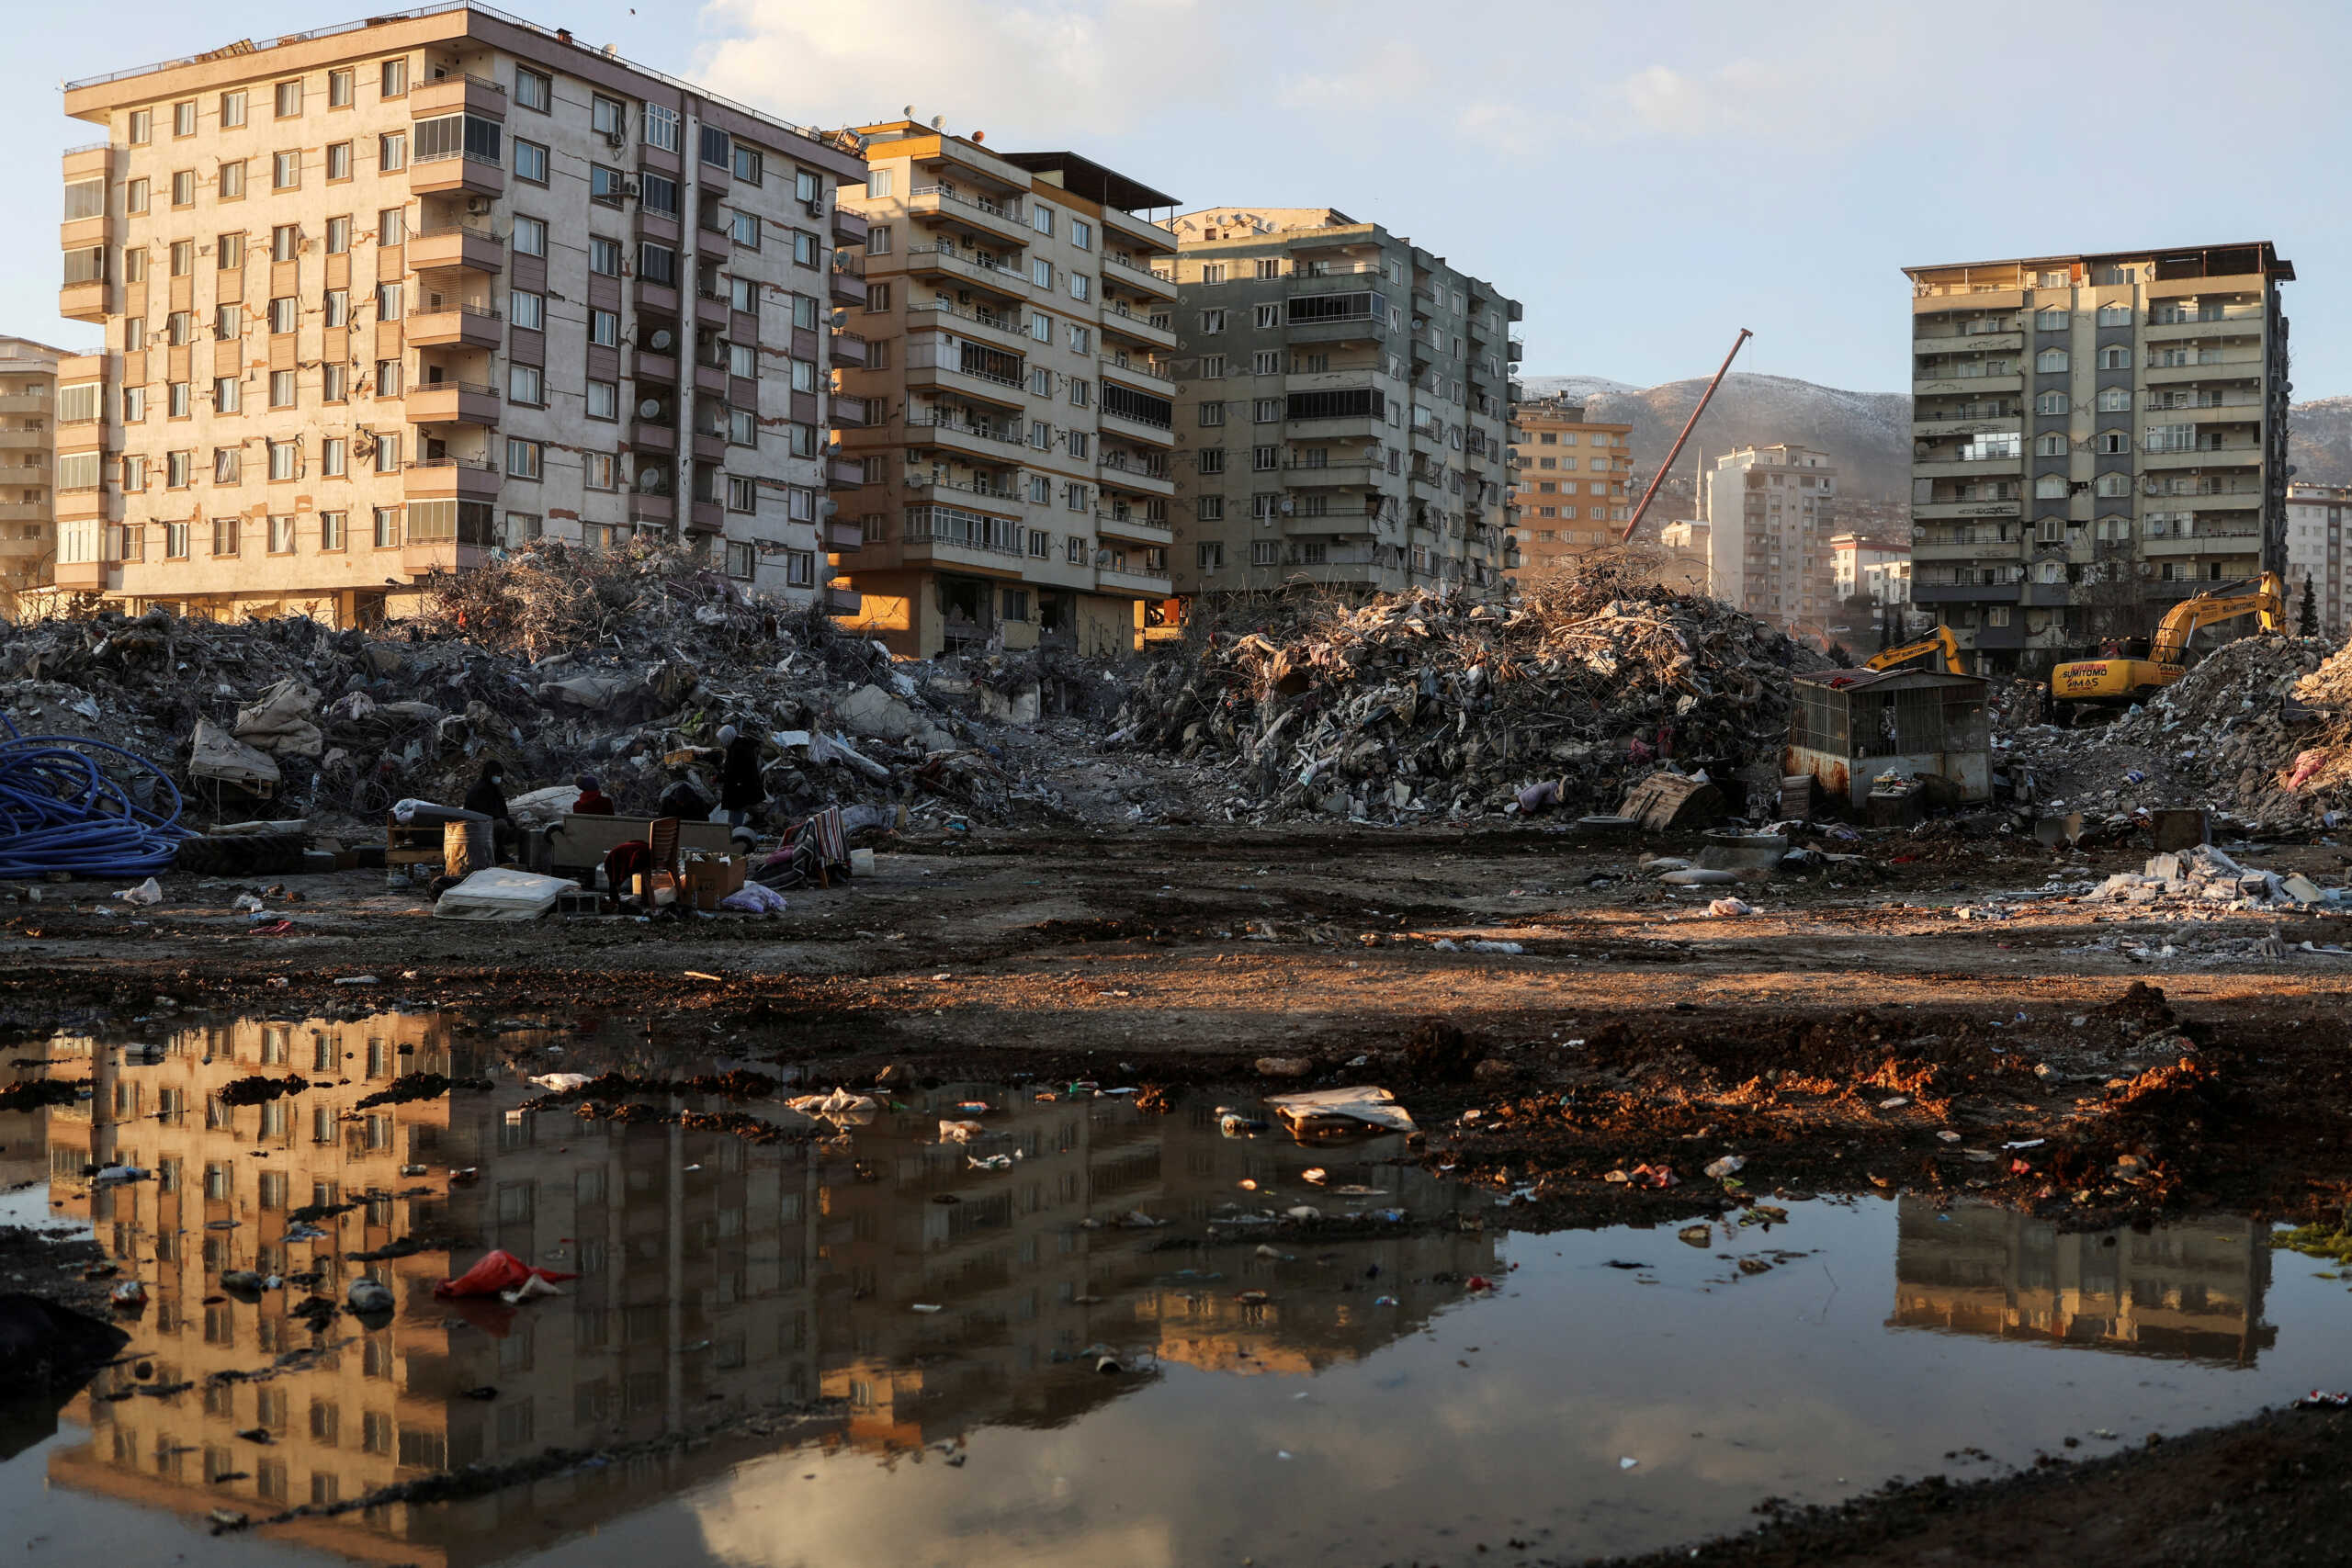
[4,1013,1495,1565]
[1887,1197,2274,1366]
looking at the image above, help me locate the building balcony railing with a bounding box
[908,185,1029,243]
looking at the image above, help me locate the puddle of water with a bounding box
[1,1010,2346,1568]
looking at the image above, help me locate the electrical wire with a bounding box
[0,714,191,880]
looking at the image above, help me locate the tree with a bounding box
[2299,570,2321,637]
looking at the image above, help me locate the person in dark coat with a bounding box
[461,761,517,860]
[572,774,616,815]
[717,724,762,832]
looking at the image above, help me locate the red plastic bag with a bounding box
[433,1248,578,1299]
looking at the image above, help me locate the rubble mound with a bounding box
[1113,571,1831,822]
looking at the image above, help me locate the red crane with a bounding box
[1616,327,1752,544]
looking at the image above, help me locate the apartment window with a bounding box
[379,207,406,245]
[1031,258,1053,289]
[123,387,146,423]
[1198,401,1226,427]
[729,408,757,445]
[796,168,822,208]
[171,170,195,207]
[374,282,402,321]
[320,511,345,549]
[639,243,677,286]
[2033,433,2065,457]
[645,103,679,152]
[322,437,346,476]
[589,308,619,347]
[789,423,818,457]
[1069,378,1091,409]
[220,159,246,199]
[2034,307,2065,331]
[269,78,301,118]
[374,433,401,473]
[266,150,298,189]
[586,380,617,421]
[378,56,409,97]
[265,439,296,480]
[508,365,544,406]
[2096,430,2129,455]
[1254,304,1279,329]
[373,506,400,547]
[168,382,190,418]
[1198,447,1226,475]
[865,225,892,255]
[1069,273,1091,301]
[213,378,241,414]
[162,518,188,557]
[1028,312,1051,344]
[1251,350,1280,376]
[130,108,153,143]
[173,100,196,137]
[323,289,349,327]
[2098,345,2131,370]
[731,209,761,248]
[271,223,299,261]
[1196,496,1224,521]
[595,96,629,142]
[324,141,352,182]
[589,237,622,276]
[1030,367,1052,397]
[1252,398,1281,423]
[1196,541,1224,569]
[269,370,295,408]
[793,231,820,267]
[1068,432,1090,459]
[1199,308,1227,334]
[2035,347,2068,372]
[167,450,192,487]
[2095,473,2132,498]
[263,513,293,554]
[509,290,544,331]
[266,297,297,334]
[1028,475,1053,504]
[583,453,616,490]
[324,214,351,254]
[731,143,763,185]
[2098,386,2131,412]
[205,516,239,557]
[505,437,542,481]
[513,66,551,113]
[2036,389,2067,415]
[1200,263,1227,285]
[514,215,548,257]
[328,68,354,108]
[127,176,149,214]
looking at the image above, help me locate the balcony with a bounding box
[0,427,49,451]
[831,330,868,368]
[1094,512,1172,546]
[824,582,863,615]
[52,560,106,592]
[404,457,500,502]
[1912,498,2021,520]
[904,356,1026,411]
[1910,331,2023,355]
[2143,315,2265,342]
[630,419,676,454]
[906,475,1023,510]
[1095,457,1173,497]
[908,185,1031,247]
[827,457,866,491]
[1506,337,1524,363]
[410,73,506,119]
[903,414,1030,462]
[905,297,1031,354]
[1101,306,1177,351]
[2143,400,2262,423]
[1912,537,2022,561]
[1102,250,1176,301]
[1285,314,1385,346]
[1913,455,2023,479]
[2143,446,2261,470]
[897,504,1029,573]
[1909,581,2020,604]
[1913,372,2022,396]
[401,538,492,576]
[824,518,864,552]
[0,394,51,416]
[1098,408,1175,447]
[409,223,504,276]
[408,381,500,427]
[832,207,869,247]
[1283,460,1381,489]
[60,278,107,323]
[1099,205,1177,256]
[1911,412,2020,436]
[1096,565,1171,597]
[2143,531,2261,557]
[410,152,505,198]
[1099,355,1175,396]
[902,245,1026,301]
[829,265,867,308]
[831,393,874,428]
[2144,357,2260,383]
[408,304,503,348]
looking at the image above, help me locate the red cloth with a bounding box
[433,1248,580,1299]
[572,789,616,815]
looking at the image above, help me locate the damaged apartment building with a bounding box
[52,6,868,626]
[1163,209,1521,603]
[1904,243,2294,672]
[831,123,1181,658]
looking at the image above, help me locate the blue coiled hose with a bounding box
[0,713,192,879]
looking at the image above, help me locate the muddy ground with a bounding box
[6,815,2352,1563]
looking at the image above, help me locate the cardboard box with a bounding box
[683,854,749,910]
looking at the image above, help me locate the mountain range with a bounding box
[1522,374,2352,503]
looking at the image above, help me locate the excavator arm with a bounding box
[1865,624,1963,674]
[2149,571,2284,663]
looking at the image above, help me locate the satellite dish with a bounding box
[902,105,915,117]
[650,329,673,351]
[638,399,662,419]
[929,115,944,129]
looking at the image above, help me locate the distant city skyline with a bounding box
[14,0,2352,397]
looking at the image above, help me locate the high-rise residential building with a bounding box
[1163,208,1518,603]
[54,9,868,626]
[0,336,71,612]
[1506,393,1631,582]
[1902,243,2293,672]
[831,125,1180,657]
[1830,531,1913,640]
[1699,444,1839,626]
[2285,481,2348,637]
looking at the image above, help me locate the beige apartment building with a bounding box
[1507,393,1631,582]
[2284,481,2347,638]
[1903,243,2293,672]
[1163,208,1520,603]
[53,6,868,627]
[1699,444,1841,626]
[0,336,73,612]
[831,125,1180,657]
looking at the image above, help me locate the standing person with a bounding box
[571,774,615,815]
[462,760,517,861]
[718,724,763,834]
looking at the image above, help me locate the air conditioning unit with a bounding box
[466,196,491,214]
[623,178,639,199]
[602,130,624,150]
[805,199,823,219]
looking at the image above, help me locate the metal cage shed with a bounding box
[1783,668,1992,809]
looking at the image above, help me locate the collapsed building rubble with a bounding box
[0,543,1117,855]
[1112,572,1832,823]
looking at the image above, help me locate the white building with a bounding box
[1831,531,1912,634]
[1700,444,1838,626]
[2284,482,2347,638]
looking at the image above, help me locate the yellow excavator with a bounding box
[2050,570,2283,705]
[1864,624,1965,674]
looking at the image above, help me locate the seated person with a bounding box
[572,774,616,815]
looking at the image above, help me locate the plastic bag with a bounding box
[433,1248,579,1300]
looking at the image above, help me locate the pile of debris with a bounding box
[0,542,1106,846]
[2003,636,2344,825]
[2081,842,2341,911]
[1112,572,1830,822]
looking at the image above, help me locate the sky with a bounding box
[17,0,2352,397]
